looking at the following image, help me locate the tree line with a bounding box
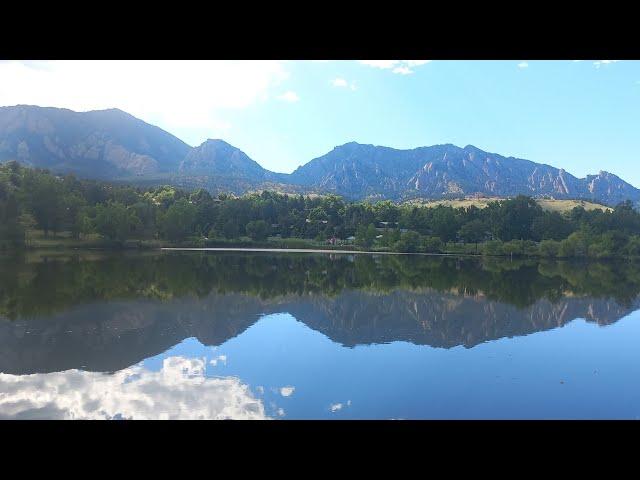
[2,252,640,320]
[2,161,640,258]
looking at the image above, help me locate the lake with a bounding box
[1,250,640,419]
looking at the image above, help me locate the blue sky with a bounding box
[1,60,639,185]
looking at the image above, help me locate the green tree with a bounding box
[63,193,88,239]
[490,196,543,241]
[458,219,486,253]
[222,219,240,239]
[625,236,640,257]
[76,208,94,239]
[94,202,140,242]
[393,231,421,253]
[380,228,401,248]
[246,220,269,241]
[430,206,459,243]
[502,240,524,258]
[0,194,24,248]
[18,213,37,246]
[422,236,443,253]
[538,239,560,257]
[28,174,64,237]
[558,230,590,257]
[355,223,377,249]
[163,199,197,242]
[482,240,504,256]
[532,211,572,241]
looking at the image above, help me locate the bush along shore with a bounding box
[2,161,640,259]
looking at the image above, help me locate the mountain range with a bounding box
[1,104,638,206]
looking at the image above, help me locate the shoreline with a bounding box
[160,247,478,256]
[3,245,635,261]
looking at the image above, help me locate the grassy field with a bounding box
[20,231,357,251]
[23,230,165,250]
[405,197,612,212]
[25,230,102,248]
[535,199,612,213]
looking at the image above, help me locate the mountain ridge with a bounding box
[1,104,638,206]
[0,104,191,178]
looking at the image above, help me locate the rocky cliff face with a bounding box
[0,105,191,177]
[1,105,638,205]
[289,142,640,204]
[179,139,268,179]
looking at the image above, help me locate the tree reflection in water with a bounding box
[0,251,639,375]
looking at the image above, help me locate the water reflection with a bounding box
[1,251,640,419]
[1,251,639,375]
[0,356,267,420]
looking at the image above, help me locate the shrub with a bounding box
[422,236,443,253]
[538,240,560,257]
[245,220,269,241]
[393,231,421,253]
[502,240,524,257]
[482,240,503,256]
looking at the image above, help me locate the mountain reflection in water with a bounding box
[1,251,639,376]
[2,251,640,420]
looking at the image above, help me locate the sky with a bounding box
[1,60,639,185]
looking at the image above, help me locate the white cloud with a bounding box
[0,356,269,420]
[277,91,300,102]
[331,77,348,87]
[594,60,619,68]
[393,66,413,75]
[517,62,529,69]
[331,77,357,90]
[359,60,399,69]
[280,386,295,397]
[405,60,431,67]
[358,60,431,75]
[0,60,289,143]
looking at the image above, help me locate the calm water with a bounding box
[1,250,640,419]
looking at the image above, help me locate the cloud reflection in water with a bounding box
[0,356,269,420]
